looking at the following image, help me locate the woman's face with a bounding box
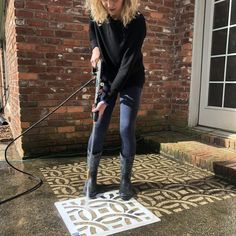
[101,0,124,19]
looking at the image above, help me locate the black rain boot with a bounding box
[83,151,101,198]
[119,154,134,201]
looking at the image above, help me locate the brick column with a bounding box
[171,0,195,128]
[4,0,23,156]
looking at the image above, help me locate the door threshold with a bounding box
[190,126,236,152]
[193,126,236,139]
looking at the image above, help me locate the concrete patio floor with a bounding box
[1,149,236,236]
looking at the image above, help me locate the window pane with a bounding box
[213,0,229,29]
[224,84,236,108]
[231,0,236,25]
[208,83,223,107]
[211,29,227,55]
[228,26,236,54]
[210,57,225,81]
[226,56,236,81]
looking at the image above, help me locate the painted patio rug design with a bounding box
[55,190,160,236]
[41,154,236,218]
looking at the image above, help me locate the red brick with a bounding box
[67,106,84,113]
[15,1,24,8]
[36,30,54,37]
[16,27,35,35]
[17,43,35,51]
[25,2,46,10]
[52,107,67,114]
[63,39,82,46]
[26,19,48,28]
[47,6,65,13]
[55,30,72,38]
[58,126,75,133]
[150,12,163,20]
[35,12,50,20]
[18,73,38,80]
[35,44,56,52]
[15,10,34,18]
[21,122,30,129]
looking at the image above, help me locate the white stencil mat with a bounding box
[55,190,161,236]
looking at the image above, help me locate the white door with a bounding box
[199,0,236,132]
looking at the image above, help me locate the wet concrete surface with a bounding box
[1,155,236,236]
[0,142,21,161]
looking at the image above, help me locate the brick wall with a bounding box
[8,0,195,157]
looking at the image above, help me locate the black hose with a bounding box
[0,78,95,205]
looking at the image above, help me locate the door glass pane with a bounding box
[208,83,223,107]
[210,57,225,81]
[231,0,236,25]
[211,29,227,55]
[226,56,236,81]
[213,0,229,29]
[228,26,236,53]
[224,84,236,108]
[206,1,236,110]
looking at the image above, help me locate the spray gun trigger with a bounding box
[92,66,97,75]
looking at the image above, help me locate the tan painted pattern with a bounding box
[40,154,236,218]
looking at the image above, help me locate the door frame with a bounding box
[188,0,206,127]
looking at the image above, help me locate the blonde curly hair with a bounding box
[85,0,139,26]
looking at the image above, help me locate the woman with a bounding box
[84,0,146,200]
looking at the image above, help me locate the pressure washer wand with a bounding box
[85,61,104,196]
[92,60,104,122]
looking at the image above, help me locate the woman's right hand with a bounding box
[90,47,100,68]
[92,101,108,120]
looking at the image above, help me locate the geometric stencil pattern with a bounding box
[40,154,236,218]
[55,190,160,236]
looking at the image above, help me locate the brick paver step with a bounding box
[143,131,236,184]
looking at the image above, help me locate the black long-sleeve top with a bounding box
[89,12,146,100]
